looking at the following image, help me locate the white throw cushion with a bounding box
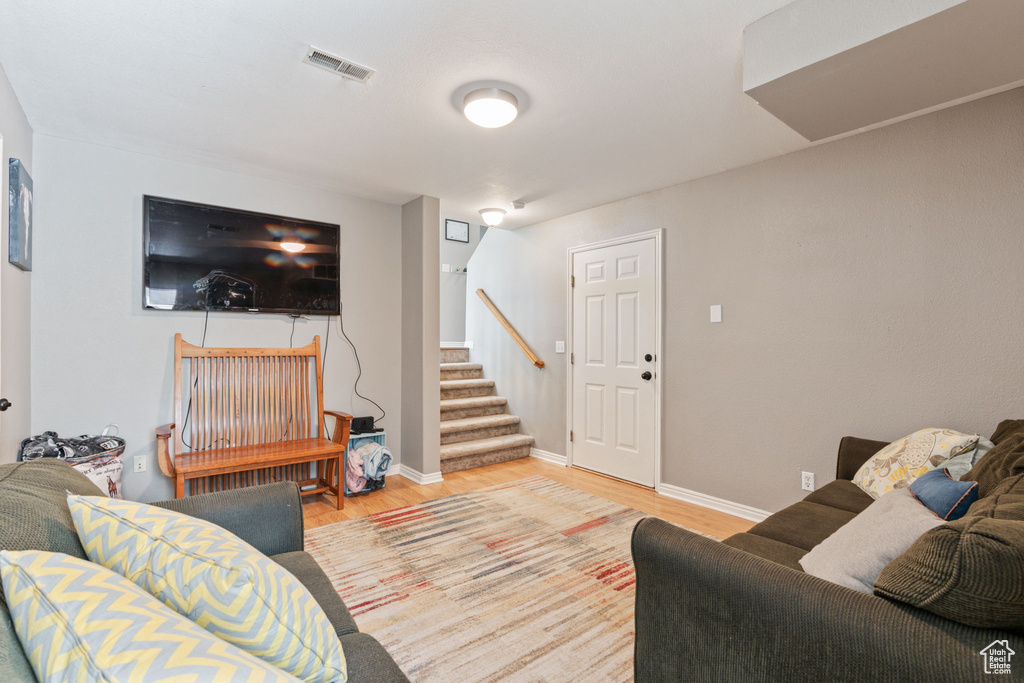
[799,489,942,593]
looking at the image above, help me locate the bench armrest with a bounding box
[632,517,1009,682]
[325,410,353,446]
[152,481,304,555]
[835,435,890,481]
[155,423,175,477]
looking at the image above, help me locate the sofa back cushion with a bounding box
[963,431,1024,496]
[989,418,1024,446]
[0,460,102,559]
[874,474,1024,631]
[0,460,104,683]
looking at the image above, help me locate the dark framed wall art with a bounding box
[445,218,470,243]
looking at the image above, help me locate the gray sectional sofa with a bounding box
[632,429,1024,682]
[0,459,408,682]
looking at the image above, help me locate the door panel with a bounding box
[585,384,605,444]
[571,237,657,486]
[585,296,605,363]
[616,292,639,367]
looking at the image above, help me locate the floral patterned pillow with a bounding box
[854,428,989,499]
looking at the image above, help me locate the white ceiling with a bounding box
[0,0,810,229]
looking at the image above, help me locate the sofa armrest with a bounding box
[632,517,1013,682]
[152,482,304,556]
[835,435,889,481]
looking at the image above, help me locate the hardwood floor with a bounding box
[303,457,755,539]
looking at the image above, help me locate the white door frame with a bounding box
[565,229,663,487]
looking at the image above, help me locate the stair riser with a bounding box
[440,348,470,363]
[440,368,484,381]
[441,386,494,399]
[440,445,532,474]
[440,404,507,420]
[441,423,520,445]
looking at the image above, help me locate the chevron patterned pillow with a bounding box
[0,550,300,682]
[67,494,346,683]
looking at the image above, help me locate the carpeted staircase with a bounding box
[440,347,534,474]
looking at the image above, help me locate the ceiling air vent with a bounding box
[304,47,375,83]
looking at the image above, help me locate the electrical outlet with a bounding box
[555,341,565,353]
[134,455,147,473]
[801,471,815,491]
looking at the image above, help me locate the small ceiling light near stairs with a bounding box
[479,208,507,226]
[464,88,519,128]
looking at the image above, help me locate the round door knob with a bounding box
[644,354,653,362]
[0,398,11,411]
[641,371,652,381]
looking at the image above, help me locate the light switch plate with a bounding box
[710,304,723,323]
[442,264,451,273]
[555,341,565,353]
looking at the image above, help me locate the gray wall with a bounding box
[467,87,1024,514]
[31,135,403,501]
[402,196,441,476]
[0,64,33,462]
[439,220,481,342]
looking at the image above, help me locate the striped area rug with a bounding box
[305,476,684,682]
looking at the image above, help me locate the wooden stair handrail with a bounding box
[476,289,544,368]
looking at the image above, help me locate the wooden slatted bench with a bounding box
[156,334,353,509]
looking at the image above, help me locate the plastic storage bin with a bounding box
[344,431,387,496]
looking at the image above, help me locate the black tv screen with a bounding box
[143,196,340,315]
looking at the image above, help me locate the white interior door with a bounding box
[570,234,658,487]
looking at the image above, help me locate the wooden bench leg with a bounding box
[335,455,344,510]
[175,473,185,499]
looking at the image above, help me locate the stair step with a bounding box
[440,396,507,410]
[440,362,483,380]
[440,378,494,399]
[440,414,521,445]
[440,434,535,461]
[440,434,535,473]
[440,347,470,363]
[440,414,520,433]
[440,395,508,419]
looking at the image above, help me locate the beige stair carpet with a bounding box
[439,347,533,473]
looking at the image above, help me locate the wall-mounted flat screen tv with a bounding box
[143,196,340,315]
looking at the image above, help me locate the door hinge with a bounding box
[570,275,575,287]
[570,352,574,365]
[570,430,574,442]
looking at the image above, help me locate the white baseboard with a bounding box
[655,482,770,523]
[440,341,473,348]
[530,448,567,466]
[391,464,444,485]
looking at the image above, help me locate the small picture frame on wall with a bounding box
[445,218,470,243]
[8,158,32,271]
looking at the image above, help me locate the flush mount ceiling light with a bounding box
[479,208,507,226]
[464,88,519,128]
[279,240,306,253]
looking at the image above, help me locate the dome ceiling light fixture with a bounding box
[479,208,507,227]
[463,88,519,128]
